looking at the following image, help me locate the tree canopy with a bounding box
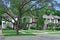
[0,0,60,34]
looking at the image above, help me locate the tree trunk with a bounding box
[16,18,21,35]
[15,22,19,35]
[16,26,19,35]
[28,24,30,30]
[16,9,22,35]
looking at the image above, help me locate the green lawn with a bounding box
[2,30,60,36]
[2,30,42,36]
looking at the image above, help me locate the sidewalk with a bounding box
[3,34,60,40]
[0,30,5,40]
[0,30,3,35]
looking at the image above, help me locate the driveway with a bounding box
[0,34,60,40]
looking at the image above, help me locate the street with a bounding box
[1,34,60,40]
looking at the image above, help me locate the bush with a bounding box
[55,26,60,30]
[5,22,12,30]
[48,22,56,30]
[30,26,36,30]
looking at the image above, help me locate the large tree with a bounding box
[0,0,41,35]
[0,0,7,25]
[0,0,60,34]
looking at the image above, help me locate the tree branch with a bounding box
[23,4,36,13]
[23,0,45,13]
[23,0,41,13]
[7,9,17,22]
[21,0,31,9]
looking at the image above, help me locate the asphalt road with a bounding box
[1,34,60,40]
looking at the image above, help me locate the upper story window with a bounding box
[58,19,60,21]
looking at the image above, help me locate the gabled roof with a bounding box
[43,15,60,19]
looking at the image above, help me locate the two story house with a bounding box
[43,14,60,29]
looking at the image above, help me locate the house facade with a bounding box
[1,13,17,29]
[1,14,60,30]
[43,15,60,29]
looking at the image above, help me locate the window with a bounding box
[58,19,60,21]
[51,19,54,22]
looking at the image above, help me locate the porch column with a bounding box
[28,18,32,30]
[50,19,51,22]
[56,19,58,23]
[54,20,55,23]
[43,18,48,30]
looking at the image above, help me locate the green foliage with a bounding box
[0,1,8,24]
[54,10,60,16]
[30,26,36,30]
[55,26,60,30]
[5,22,12,29]
[30,24,37,30]
[48,22,56,30]
[10,8,19,16]
[48,22,55,27]
[21,18,29,30]
[0,1,7,14]
[36,10,44,29]
[0,0,60,31]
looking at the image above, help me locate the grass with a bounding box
[2,30,60,36]
[2,30,40,36]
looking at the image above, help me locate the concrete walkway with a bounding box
[0,30,5,40]
[0,30,2,35]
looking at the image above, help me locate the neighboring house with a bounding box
[1,13,60,30]
[43,14,60,30]
[22,16,37,30]
[2,13,17,29]
[43,15,60,24]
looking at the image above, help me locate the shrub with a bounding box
[48,22,56,30]
[56,26,60,30]
[30,26,36,30]
[5,22,12,30]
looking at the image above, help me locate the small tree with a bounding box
[48,22,56,31]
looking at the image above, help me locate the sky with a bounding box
[32,0,60,10]
[2,0,60,10]
[55,0,60,10]
[2,0,10,8]
[56,0,60,3]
